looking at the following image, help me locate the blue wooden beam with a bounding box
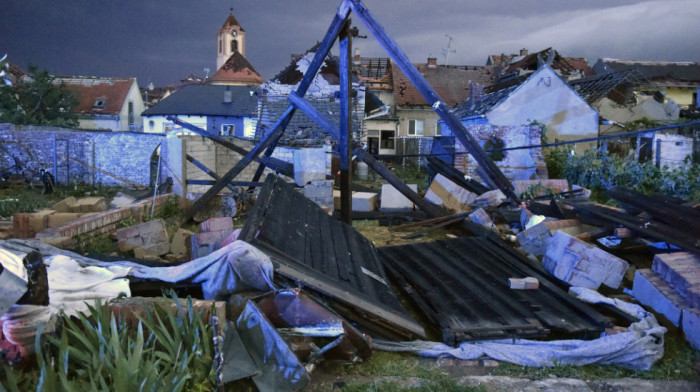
[166,116,292,176]
[348,0,519,203]
[185,154,236,192]
[339,18,353,223]
[249,3,353,186]
[288,92,339,140]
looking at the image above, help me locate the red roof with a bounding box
[209,51,264,85]
[54,77,136,115]
[391,62,499,107]
[221,12,245,32]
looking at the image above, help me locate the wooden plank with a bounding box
[339,19,353,224]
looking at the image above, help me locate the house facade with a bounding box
[55,76,145,132]
[452,65,599,152]
[141,84,258,138]
[593,59,700,111]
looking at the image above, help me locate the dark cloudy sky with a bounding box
[2,0,698,87]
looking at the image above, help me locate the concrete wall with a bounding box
[653,133,695,169]
[0,124,163,186]
[454,124,547,181]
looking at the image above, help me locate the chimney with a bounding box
[427,57,437,68]
[469,81,485,105]
[354,48,361,63]
[223,86,232,103]
[520,48,528,56]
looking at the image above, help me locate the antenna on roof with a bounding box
[203,68,210,79]
[442,34,456,65]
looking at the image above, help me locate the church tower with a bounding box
[216,11,246,70]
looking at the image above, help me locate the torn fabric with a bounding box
[373,288,666,371]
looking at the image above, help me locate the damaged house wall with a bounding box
[0,124,163,186]
[454,124,547,181]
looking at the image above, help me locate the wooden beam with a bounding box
[186,180,266,188]
[249,5,353,186]
[339,19,353,223]
[348,0,519,203]
[354,148,444,219]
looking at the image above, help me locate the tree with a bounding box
[0,63,79,127]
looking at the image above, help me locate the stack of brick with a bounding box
[115,219,170,258]
[33,194,173,247]
[542,231,629,289]
[190,217,234,259]
[53,196,108,213]
[302,180,333,211]
[517,219,596,257]
[632,252,700,349]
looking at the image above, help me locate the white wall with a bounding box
[144,115,207,134]
[487,66,598,142]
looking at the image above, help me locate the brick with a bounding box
[543,231,629,289]
[27,210,54,234]
[47,213,86,228]
[632,269,687,326]
[200,217,233,233]
[508,277,539,290]
[74,197,108,213]
[517,219,591,257]
[681,308,700,350]
[651,252,700,299]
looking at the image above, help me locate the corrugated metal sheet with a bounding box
[378,236,611,344]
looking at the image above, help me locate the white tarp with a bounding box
[373,288,666,370]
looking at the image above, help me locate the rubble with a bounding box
[424,173,477,213]
[116,218,170,256]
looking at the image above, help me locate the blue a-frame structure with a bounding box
[172,0,519,223]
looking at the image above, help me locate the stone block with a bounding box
[352,192,378,212]
[380,184,417,212]
[468,208,493,228]
[474,189,507,208]
[116,219,168,252]
[294,148,327,186]
[52,197,77,213]
[632,269,687,326]
[333,189,342,210]
[47,213,86,228]
[170,228,193,257]
[424,174,477,213]
[681,308,700,350]
[134,242,170,258]
[200,217,233,233]
[542,231,629,289]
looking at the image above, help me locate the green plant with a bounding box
[75,232,116,255]
[0,295,217,391]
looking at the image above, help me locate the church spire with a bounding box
[217,10,246,70]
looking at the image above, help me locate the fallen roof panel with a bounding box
[378,236,611,344]
[239,174,425,340]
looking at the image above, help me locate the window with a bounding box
[128,101,134,125]
[435,121,442,136]
[219,39,222,54]
[220,124,235,137]
[408,119,423,136]
[380,130,395,149]
[231,40,238,53]
[148,120,154,130]
[93,98,106,109]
